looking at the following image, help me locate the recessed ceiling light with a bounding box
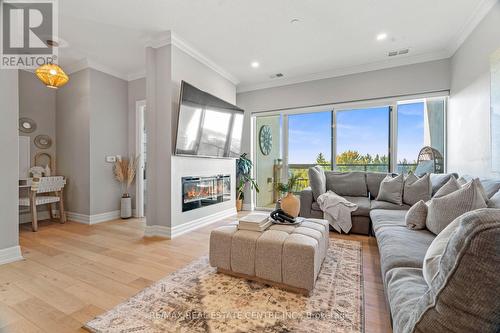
[290,18,300,24]
[251,61,260,68]
[376,33,388,41]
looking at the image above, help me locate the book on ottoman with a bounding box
[238,213,271,232]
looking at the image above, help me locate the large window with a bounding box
[397,99,446,174]
[288,111,332,191]
[336,106,390,172]
[253,96,447,208]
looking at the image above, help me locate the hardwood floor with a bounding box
[0,216,392,333]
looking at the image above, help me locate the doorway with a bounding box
[135,100,147,217]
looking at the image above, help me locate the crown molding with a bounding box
[65,58,130,81]
[237,50,451,93]
[127,71,146,81]
[446,0,497,57]
[145,31,239,85]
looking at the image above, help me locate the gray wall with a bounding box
[0,70,20,251]
[18,70,56,169]
[237,59,450,113]
[56,69,91,215]
[448,3,500,178]
[89,69,129,215]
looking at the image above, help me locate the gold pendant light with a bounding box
[35,64,69,89]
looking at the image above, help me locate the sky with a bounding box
[287,103,424,164]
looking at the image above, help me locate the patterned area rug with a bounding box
[84,238,364,333]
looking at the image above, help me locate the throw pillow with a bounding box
[433,177,460,198]
[488,190,500,208]
[403,173,431,205]
[426,180,487,235]
[376,174,404,205]
[308,166,326,200]
[471,178,489,203]
[422,216,460,286]
[405,200,428,230]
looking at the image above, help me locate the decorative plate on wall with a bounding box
[34,134,52,149]
[19,117,37,133]
[259,125,272,156]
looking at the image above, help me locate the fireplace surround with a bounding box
[182,175,231,212]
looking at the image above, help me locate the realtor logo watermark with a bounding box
[1,0,58,69]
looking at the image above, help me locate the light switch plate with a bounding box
[106,155,116,163]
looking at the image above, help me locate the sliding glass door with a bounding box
[253,96,447,209]
[255,115,282,208]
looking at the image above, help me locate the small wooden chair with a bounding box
[19,176,66,232]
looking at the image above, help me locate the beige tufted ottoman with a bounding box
[209,218,329,295]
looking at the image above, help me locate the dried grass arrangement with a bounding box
[113,156,139,198]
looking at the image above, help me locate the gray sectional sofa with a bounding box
[300,171,500,332]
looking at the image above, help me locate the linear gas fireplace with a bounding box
[182,175,231,212]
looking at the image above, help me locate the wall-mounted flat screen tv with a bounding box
[175,81,244,158]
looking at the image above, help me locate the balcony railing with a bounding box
[288,163,418,192]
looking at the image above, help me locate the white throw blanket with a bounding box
[317,191,358,233]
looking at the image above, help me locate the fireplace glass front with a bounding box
[182,175,231,212]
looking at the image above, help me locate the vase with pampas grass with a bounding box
[113,156,139,219]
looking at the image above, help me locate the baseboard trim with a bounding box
[0,246,24,266]
[67,210,121,225]
[144,207,237,239]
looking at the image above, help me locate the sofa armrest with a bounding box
[299,187,314,217]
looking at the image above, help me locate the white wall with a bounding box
[448,3,500,178]
[0,70,23,264]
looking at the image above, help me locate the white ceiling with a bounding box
[56,0,496,91]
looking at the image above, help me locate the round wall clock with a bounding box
[259,125,272,156]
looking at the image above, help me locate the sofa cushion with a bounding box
[403,173,431,205]
[308,166,326,200]
[343,196,370,217]
[433,176,460,198]
[371,200,410,211]
[386,267,429,333]
[366,172,388,199]
[405,200,428,230]
[402,209,500,333]
[325,171,367,197]
[430,173,458,196]
[376,174,404,205]
[374,222,436,277]
[426,180,487,235]
[370,209,408,233]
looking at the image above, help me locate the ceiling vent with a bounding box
[270,73,284,79]
[388,48,410,57]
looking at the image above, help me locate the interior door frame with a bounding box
[135,100,146,218]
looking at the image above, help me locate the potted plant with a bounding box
[274,173,301,217]
[236,153,259,211]
[113,156,139,219]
